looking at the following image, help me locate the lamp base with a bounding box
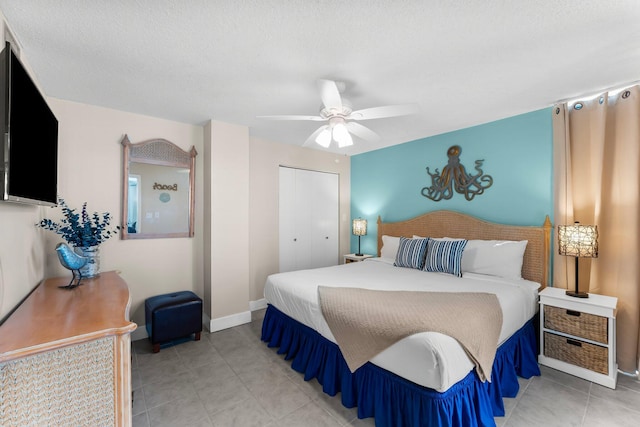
[566,290,589,298]
[355,253,363,257]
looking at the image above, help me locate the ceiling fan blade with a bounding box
[349,103,420,120]
[317,79,343,111]
[303,125,330,147]
[257,115,325,121]
[346,122,380,142]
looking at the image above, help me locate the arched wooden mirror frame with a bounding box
[121,134,197,239]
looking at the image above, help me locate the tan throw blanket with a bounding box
[317,287,503,382]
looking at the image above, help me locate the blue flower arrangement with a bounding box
[37,197,120,248]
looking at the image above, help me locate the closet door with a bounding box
[309,170,339,268]
[278,167,299,273]
[279,167,339,272]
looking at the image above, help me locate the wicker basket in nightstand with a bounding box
[544,305,608,344]
[543,331,608,374]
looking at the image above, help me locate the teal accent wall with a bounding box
[350,108,553,256]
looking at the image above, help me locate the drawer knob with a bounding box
[566,310,581,317]
[567,339,583,347]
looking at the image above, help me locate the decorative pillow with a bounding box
[424,238,468,277]
[394,237,429,269]
[461,240,528,279]
[381,235,401,260]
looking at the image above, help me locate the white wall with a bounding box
[204,120,251,331]
[0,203,46,323]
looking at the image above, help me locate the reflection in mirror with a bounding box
[121,135,197,239]
[127,174,141,233]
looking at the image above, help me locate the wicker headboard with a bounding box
[377,210,552,289]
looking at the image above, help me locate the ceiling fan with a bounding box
[258,79,420,148]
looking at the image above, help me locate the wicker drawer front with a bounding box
[544,305,607,343]
[544,332,608,375]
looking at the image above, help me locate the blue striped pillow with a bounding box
[424,238,468,276]
[394,237,429,269]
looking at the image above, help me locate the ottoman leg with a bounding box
[153,343,160,353]
[195,332,201,341]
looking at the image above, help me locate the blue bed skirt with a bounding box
[261,304,540,427]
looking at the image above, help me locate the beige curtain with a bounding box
[553,85,640,374]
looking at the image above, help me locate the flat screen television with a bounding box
[0,41,58,206]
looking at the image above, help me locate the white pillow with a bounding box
[415,236,464,241]
[461,240,528,279]
[381,235,401,260]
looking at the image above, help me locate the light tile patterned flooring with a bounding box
[132,309,640,426]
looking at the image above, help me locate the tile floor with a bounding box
[131,309,640,426]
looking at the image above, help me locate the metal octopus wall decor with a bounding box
[421,145,493,201]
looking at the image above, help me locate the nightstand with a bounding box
[538,286,617,389]
[344,254,373,263]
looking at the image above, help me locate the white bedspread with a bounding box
[264,257,540,392]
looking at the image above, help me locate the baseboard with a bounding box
[209,310,252,333]
[249,298,268,311]
[203,313,212,332]
[206,302,266,332]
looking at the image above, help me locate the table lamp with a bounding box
[557,222,598,298]
[352,218,367,256]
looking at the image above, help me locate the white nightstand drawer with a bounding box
[544,332,608,375]
[544,305,608,344]
[344,254,373,263]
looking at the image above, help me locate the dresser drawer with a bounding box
[544,305,607,344]
[544,332,608,375]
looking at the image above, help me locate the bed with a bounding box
[261,210,552,427]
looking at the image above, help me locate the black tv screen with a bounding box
[0,41,58,206]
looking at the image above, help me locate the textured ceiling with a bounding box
[1,1,639,156]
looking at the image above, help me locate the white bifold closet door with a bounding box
[279,166,339,273]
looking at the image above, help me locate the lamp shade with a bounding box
[352,218,367,236]
[558,223,598,258]
[315,128,332,148]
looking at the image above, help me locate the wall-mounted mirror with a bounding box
[121,134,197,239]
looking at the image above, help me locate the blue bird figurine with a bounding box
[55,242,89,289]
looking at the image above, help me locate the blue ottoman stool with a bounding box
[145,291,203,353]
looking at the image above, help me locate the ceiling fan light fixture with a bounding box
[333,123,353,147]
[258,79,418,150]
[315,128,332,147]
